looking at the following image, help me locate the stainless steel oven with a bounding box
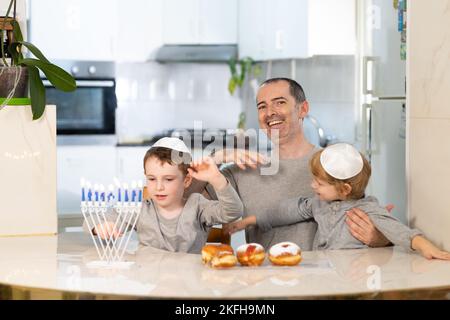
[42,61,117,135]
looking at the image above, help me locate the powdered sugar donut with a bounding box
[268,242,302,266]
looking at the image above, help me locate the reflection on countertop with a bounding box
[0,232,449,299]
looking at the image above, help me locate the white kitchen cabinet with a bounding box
[238,0,355,60]
[29,0,118,61]
[115,0,163,61]
[162,0,237,44]
[308,0,356,55]
[116,147,149,184]
[57,146,116,215]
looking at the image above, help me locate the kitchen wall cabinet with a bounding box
[57,146,116,215]
[29,0,118,61]
[238,0,355,60]
[115,0,164,62]
[162,0,237,44]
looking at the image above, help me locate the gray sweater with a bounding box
[206,147,321,250]
[83,182,243,254]
[257,195,422,251]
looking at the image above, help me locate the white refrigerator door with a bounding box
[362,0,406,97]
[366,99,407,224]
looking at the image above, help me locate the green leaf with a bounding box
[237,111,246,129]
[12,20,24,42]
[228,57,237,76]
[28,65,46,120]
[228,78,237,95]
[17,41,50,63]
[8,43,21,65]
[19,58,76,92]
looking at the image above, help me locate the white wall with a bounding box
[407,0,450,251]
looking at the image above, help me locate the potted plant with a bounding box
[227,57,261,129]
[0,0,76,120]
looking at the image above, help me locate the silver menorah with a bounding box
[80,179,143,267]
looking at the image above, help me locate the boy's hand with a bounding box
[412,235,450,260]
[223,216,257,235]
[188,157,227,191]
[93,222,121,240]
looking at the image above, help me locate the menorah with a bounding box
[80,178,143,267]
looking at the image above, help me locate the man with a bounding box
[191,78,389,250]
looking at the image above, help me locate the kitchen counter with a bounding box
[0,232,449,299]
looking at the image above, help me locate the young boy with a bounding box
[84,137,243,254]
[225,143,450,260]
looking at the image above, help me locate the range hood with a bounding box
[154,45,237,63]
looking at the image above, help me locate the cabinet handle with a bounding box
[364,103,372,162]
[363,56,375,95]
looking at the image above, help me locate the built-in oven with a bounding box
[42,61,117,135]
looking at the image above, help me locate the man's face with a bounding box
[256,81,308,143]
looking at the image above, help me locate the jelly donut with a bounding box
[236,243,266,266]
[268,242,302,266]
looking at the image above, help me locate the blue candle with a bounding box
[118,188,121,202]
[101,192,105,202]
[125,189,129,202]
[137,180,143,202]
[87,188,92,202]
[80,178,86,202]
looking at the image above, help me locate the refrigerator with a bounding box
[357,0,407,223]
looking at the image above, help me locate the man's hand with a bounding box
[212,149,269,170]
[345,208,390,247]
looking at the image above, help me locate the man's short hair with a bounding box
[260,77,307,104]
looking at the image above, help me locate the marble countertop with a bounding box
[1,232,450,299]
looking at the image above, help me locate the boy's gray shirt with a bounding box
[83,182,243,254]
[257,195,422,251]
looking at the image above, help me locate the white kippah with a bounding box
[320,143,363,180]
[151,137,191,155]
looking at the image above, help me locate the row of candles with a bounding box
[80,177,143,204]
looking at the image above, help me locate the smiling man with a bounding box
[196,78,390,250]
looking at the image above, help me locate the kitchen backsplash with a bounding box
[115,62,242,143]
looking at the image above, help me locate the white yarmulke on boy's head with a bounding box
[151,137,191,155]
[320,143,363,180]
